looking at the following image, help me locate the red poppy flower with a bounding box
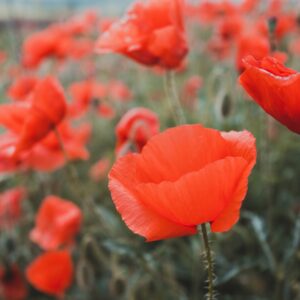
[0,121,90,174]
[37,122,91,162]
[0,187,26,230]
[0,77,67,157]
[115,108,159,156]
[207,37,231,60]
[0,265,28,300]
[236,33,270,72]
[255,14,297,41]
[69,80,107,118]
[30,195,82,250]
[89,158,111,182]
[22,27,62,69]
[26,250,73,297]
[96,0,188,69]
[97,103,116,119]
[109,124,256,241]
[218,15,245,41]
[7,76,38,102]
[68,80,95,118]
[196,1,238,24]
[239,55,300,134]
[183,75,202,102]
[108,80,132,102]
[69,39,95,59]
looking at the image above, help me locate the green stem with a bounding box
[163,71,216,299]
[198,224,215,300]
[164,71,186,125]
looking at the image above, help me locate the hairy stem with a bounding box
[198,224,215,300]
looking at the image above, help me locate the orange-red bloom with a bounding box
[109,124,256,241]
[0,77,67,157]
[7,75,38,102]
[239,56,300,135]
[108,80,132,102]
[115,108,159,156]
[30,195,82,250]
[26,250,73,297]
[0,121,90,174]
[68,80,107,118]
[236,33,270,72]
[96,0,188,69]
[0,187,26,230]
[89,158,111,182]
[22,11,97,68]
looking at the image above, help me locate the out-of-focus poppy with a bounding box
[0,121,90,174]
[109,124,256,241]
[115,108,159,156]
[182,75,203,108]
[97,103,116,119]
[255,14,297,41]
[0,265,28,300]
[196,1,238,24]
[22,27,62,68]
[207,37,231,60]
[239,55,300,134]
[0,188,26,230]
[68,80,107,118]
[183,75,203,101]
[89,158,111,182]
[26,250,73,297]
[7,75,38,102]
[30,195,82,250]
[236,33,270,72]
[22,11,97,69]
[96,0,188,69]
[218,15,245,41]
[0,77,67,157]
[108,80,132,102]
[64,38,95,60]
[38,121,91,162]
[68,80,95,118]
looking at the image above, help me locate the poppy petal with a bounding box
[26,251,73,297]
[135,125,229,183]
[136,157,248,227]
[109,154,197,241]
[239,56,300,134]
[0,104,29,133]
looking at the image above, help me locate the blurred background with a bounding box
[0,0,300,300]
[0,0,131,20]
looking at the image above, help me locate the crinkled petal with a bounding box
[135,124,230,183]
[109,154,196,241]
[136,157,248,227]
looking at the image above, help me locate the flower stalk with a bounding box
[164,71,186,125]
[198,224,215,300]
[163,71,216,299]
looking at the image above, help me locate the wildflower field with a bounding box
[0,0,300,299]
